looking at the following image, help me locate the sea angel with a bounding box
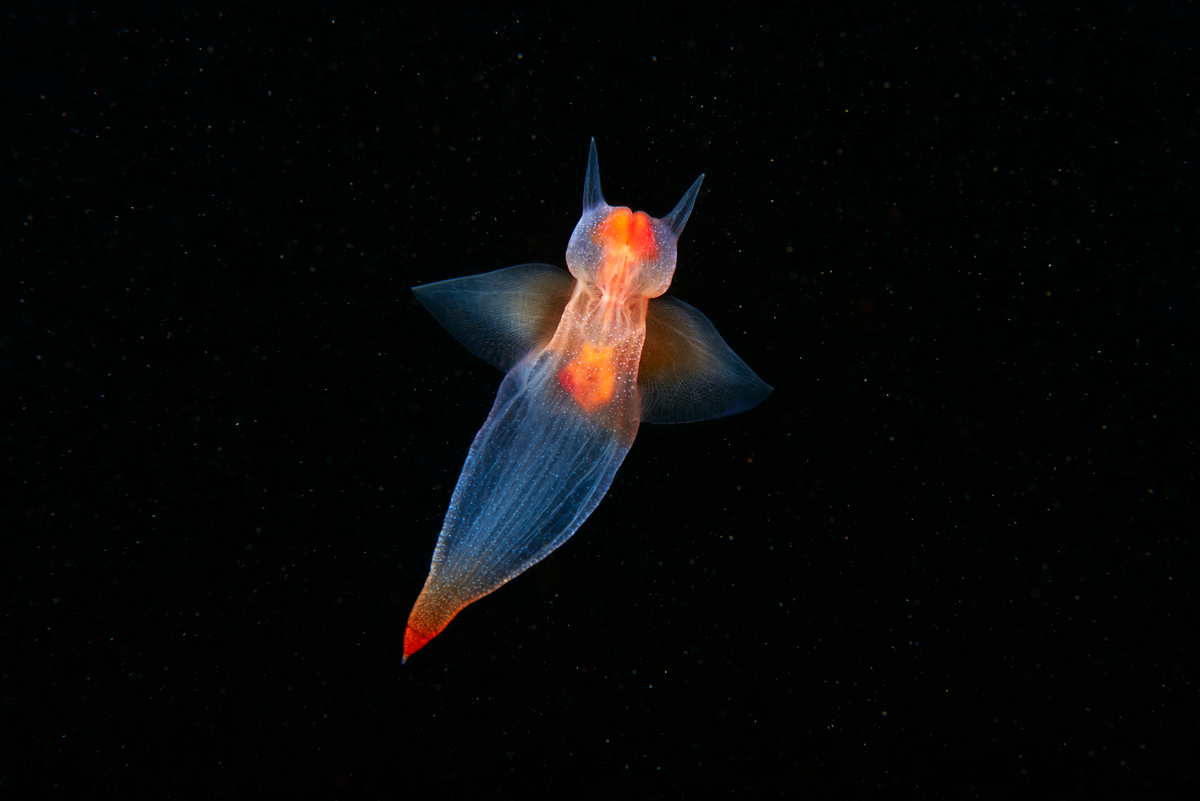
[403,140,771,662]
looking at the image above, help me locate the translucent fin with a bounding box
[639,296,772,423]
[412,263,576,372]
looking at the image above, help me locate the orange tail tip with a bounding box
[402,624,435,664]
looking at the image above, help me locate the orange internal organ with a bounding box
[595,208,658,261]
[557,342,616,412]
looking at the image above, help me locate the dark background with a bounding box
[4,1,1195,797]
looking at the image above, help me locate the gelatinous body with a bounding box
[404,140,771,661]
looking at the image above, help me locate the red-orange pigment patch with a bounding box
[627,210,657,258]
[557,342,616,412]
[595,208,658,260]
[403,624,436,663]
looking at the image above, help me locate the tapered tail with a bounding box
[402,581,464,663]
